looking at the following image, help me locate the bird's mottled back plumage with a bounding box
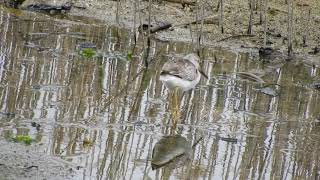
[160,55,198,81]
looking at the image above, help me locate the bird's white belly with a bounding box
[160,74,201,91]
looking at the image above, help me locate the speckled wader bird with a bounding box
[159,53,208,128]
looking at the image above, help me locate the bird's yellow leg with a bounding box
[169,91,174,117]
[169,90,175,127]
[172,87,180,129]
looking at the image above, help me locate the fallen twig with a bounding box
[175,16,219,27]
[164,0,196,6]
[217,34,255,42]
[150,22,172,33]
[139,22,172,33]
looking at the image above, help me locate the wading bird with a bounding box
[160,53,208,128]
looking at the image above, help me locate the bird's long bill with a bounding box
[199,70,208,79]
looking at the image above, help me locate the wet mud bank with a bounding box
[46,0,320,62]
[1,0,320,65]
[0,140,81,179]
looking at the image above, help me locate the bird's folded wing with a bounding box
[160,59,196,81]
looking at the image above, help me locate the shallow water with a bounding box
[0,6,320,180]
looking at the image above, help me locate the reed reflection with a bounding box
[0,7,319,179]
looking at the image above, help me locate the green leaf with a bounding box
[127,51,133,61]
[12,135,33,145]
[79,48,96,58]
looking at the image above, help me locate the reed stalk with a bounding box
[287,0,294,56]
[219,0,224,33]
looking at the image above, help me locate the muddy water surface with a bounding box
[0,7,320,180]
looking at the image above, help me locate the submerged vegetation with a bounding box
[78,48,96,58]
[12,135,33,145]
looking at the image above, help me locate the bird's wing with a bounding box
[161,59,197,81]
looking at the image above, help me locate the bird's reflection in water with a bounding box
[151,135,191,170]
[151,135,202,174]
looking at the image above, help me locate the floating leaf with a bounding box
[260,87,278,96]
[258,84,281,97]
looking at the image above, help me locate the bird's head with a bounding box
[183,53,208,79]
[183,53,200,69]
